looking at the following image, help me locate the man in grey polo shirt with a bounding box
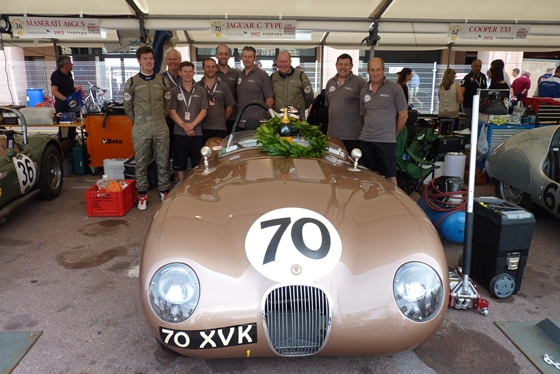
[168,61,208,182]
[197,58,236,142]
[325,53,367,152]
[237,46,274,129]
[215,44,240,133]
[359,57,408,185]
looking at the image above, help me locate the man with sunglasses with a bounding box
[197,58,236,143]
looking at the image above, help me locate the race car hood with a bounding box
[144,150,445,278]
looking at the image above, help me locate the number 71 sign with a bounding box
[245,208,342,283]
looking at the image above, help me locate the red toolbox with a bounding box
[85,179,136,217]
[84,114,135,168]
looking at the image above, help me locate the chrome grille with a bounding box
[262,285,332,356]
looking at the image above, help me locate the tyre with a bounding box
[494,180,534,211]
[489,273,516,299]
[38,143,64,200]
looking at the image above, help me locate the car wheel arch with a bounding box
[487,148,532,192]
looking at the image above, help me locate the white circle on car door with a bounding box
[245,207,342,283]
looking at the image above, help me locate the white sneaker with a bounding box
[138,194,147,210]
[159,191,168,202]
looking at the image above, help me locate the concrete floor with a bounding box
[0,175,558,374]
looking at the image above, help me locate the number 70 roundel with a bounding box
[245,207,342,283]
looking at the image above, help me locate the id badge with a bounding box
[184,112,191,121]
[209,98,215,106]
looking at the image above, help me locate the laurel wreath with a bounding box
[254,116,329,158]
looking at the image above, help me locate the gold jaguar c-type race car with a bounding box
[139,104,449,358]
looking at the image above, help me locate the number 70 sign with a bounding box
[245,208,342,283]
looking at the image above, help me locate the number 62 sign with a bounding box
[245,208,342,282]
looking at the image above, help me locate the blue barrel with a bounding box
[418,197,465,243]
[26,88,44,107]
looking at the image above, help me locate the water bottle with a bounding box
[96,174,110,190]
[512,100,525,124]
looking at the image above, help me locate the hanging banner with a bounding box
[10,17,101,39]
[210,20,297,39]
[448,24,529,44]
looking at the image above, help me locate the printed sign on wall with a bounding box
[448,24,529,44]
[11,17,101,39]
[211,20,297,39]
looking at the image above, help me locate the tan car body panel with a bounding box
[140,141,449,358]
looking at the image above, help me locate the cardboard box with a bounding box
[57,112,76,123]
[85,179,136,217]
[19,107,56,125]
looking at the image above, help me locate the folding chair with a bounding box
[396,126,440,195]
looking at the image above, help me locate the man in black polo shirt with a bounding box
[50,55,78,140]
[460,59,487,127]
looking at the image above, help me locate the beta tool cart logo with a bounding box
[102,138,123,144]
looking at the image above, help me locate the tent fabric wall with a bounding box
[1,0,559,51]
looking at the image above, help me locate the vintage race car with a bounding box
[486,124,560,217]
[0,107,64,223]
[139,109,448,358]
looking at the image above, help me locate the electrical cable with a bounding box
[105,41,138,54]
[1,39,58,58]
[1,34,15,104]
[422,177,468,227]
[2,38,138,56]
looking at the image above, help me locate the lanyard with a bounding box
[167,71,178,87]
[473,74,483,87]
[202,79,217,97]
[179,86,194,112]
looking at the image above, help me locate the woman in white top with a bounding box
[438,68,464,135]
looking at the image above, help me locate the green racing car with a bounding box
[0,106,64,223]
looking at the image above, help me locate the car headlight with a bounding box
[149,263,200,323]
[394,262,443,322]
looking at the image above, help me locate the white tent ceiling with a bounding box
[2,0,560,52]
